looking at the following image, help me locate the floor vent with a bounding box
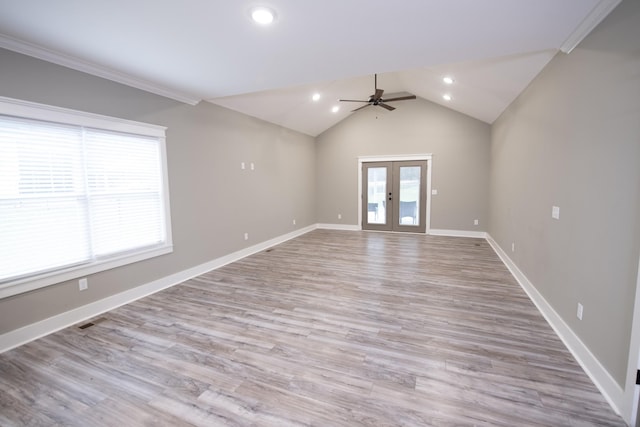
[78,317,106,330]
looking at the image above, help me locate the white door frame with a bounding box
[357,154,432,233]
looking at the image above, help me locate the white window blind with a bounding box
[0,97,172,298]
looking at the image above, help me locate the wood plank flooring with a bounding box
[0,230,626,426]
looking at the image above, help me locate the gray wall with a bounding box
[489,0,640,386]
[0,48,316,334]
[3,0,637,393]
[316,100,491,230]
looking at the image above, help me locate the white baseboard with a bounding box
[2,224,626,422]
[316,225,488,238]
[0,224,317,354]
[317,223,361,231]
[429,229,487,238]
[485,234,625,418]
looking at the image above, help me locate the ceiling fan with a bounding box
[339,74,416,112]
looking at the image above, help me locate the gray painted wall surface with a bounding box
[489,0,640,386]
[1,0,638,394]
[315,100,491,230]
[0,49,316,333]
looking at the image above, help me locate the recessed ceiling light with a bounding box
[443,94,452,101]
[443,76,454,85]
[331,106,340,113]
[312,93,321,102]
[251,7,275,25]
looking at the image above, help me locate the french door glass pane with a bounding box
[398,166,420,226]
[367,167,387,224]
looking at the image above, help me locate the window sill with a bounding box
[0,244,173,300]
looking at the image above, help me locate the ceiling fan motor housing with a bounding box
[339,74,416,112]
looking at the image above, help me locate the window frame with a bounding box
[0,96,173,299]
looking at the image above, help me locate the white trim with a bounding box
[429,229,487,239]
[357,154,433,234]
[317,225,487,240]
[0,224,316,354]
[1,222,627,425]
[0,35,201,105]
[159,133,174,266]
[317,223,360,231]
[0,96,167,136]
[623,252,640,426]
[560,0,622,53]
[0,264,184,353]
[486,234,624,418]
[0,96,173,299]
[357,154,434,163]
[0,245,173,300]
[426,159,432,233]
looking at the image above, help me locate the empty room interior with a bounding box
[1,0,639,425]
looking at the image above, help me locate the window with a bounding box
[0,97,172,298]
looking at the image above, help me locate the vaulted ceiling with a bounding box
[0,0,621,136]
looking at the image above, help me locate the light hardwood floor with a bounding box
[0,230,626,426]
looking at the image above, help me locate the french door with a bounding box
[362,160,427,233]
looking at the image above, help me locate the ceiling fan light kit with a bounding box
[339,74,416,112]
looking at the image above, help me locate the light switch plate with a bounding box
[577,303,584,320]
[552,206,560,220]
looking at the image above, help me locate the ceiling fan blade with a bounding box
[351,104,371,112]
[341,74,406,114]
[382,95,417,102]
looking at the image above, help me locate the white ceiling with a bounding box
[0,0,621,136]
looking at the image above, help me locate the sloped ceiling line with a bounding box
[0,0,621,136]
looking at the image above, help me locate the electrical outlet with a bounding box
[511,242,515,252]
[474,219,479,225]
[79,278,88,291]
[338,213,342,220]
[241,162,245,170]
[552,205,560,220]
[250,162,255,170]
[293,219,296,225]
[431,189,438,195]
[577,303,584,320]
[244,233,249,241]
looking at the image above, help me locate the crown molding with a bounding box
[0,34,201,105]
[560,0,622,54]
